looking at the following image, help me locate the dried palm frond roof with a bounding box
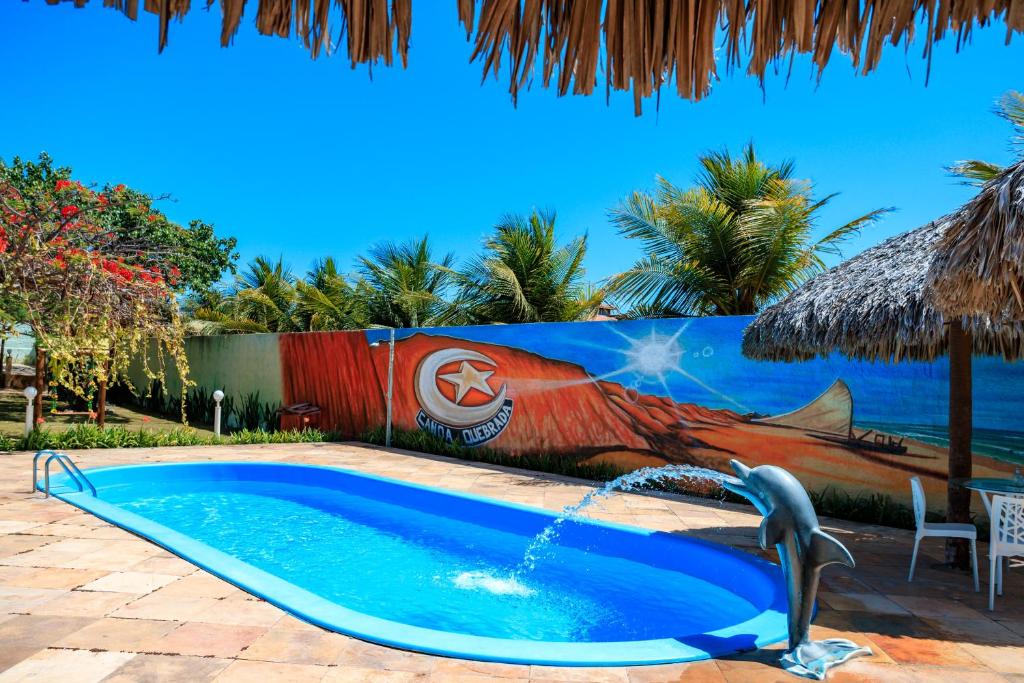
[742,219,1024,363]
[926,160,1024,319]
[52,0,1022,113]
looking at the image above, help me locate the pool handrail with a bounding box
[38,451,96,498]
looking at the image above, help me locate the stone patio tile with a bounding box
[625,660,727,683]
[101,653,232,682]
[80,571,180,595]
[0,521,43,534]
[212,659,329,682]
[431,658,531,679]
[25,522,98,538]
[335,639,435,673]
[239,624,349,665]
[0,565,107,590]
[109,592,221,621]
[192,594,284,626]
[958,642,1024,674]
[713,657,799,683]
[128,554,197,576]
[922,616,1024,646]
[0,614,96,671]
[868,632,985,668]
[327,669,429,683]
[887,594,989,620]
[55,616,181,652]
[818,591,911,615]
[156,571,240,599]
[0,533,57,561]
[59,546,159,572]
[146,621,267,658]
[0,648,135,683]
[827,660,929,682]
[527,665,629,682]
[29,589,137,618]
[0,585,65,613]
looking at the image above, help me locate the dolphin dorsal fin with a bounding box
[808,529,855,569]
[758,512,787,549]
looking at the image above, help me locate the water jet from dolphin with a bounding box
[504,459,870,679]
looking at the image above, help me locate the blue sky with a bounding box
[2,2,1023,284]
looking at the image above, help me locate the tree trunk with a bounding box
[96,356,111,428]
[946,322,973,568]
[0,339,6,389]
[33,347,45,428]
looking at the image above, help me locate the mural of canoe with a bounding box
[754,379,908,455]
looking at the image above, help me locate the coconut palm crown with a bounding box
[608,144,890,316]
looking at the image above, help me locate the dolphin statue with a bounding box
[722,459,871,680]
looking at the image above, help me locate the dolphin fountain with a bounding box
[722,458,872,679]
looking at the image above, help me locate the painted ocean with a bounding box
[368,315,1024,465]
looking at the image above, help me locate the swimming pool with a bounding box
[43,461,788,666]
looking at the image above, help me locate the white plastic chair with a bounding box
[988,494,1024,610]
[908,476,979,591]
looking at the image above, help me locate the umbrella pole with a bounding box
[946,321,973,568]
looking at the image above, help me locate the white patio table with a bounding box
[962,472,1024,516]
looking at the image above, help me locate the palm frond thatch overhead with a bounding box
[53,0,1022,113]
[926,161,1024,319]
[741,219,1024,363]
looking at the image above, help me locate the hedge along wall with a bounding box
[151,317,1024,510]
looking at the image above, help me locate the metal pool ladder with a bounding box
[31,450,97,498]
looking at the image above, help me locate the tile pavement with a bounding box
[0,442,1021,682]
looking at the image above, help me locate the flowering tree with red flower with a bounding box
[0,156,197,414]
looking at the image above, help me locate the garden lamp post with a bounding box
[23,386,38,437]
[213,390,225,438]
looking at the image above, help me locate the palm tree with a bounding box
[357,236,455,328]
[456,211,604,323]
[227,256,300,332]
[950,90,1024,185]
[608,145,890,316]
[294,257,367,331]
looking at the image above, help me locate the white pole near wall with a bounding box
[23,386,37,437]
[386,328,395,448]
[212,390,225,439]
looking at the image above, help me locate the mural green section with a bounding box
[127,334,284,418]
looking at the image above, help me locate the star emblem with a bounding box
[438,361,496,404]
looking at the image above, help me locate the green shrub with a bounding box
[361,426,626,482]
[4,424,332,451]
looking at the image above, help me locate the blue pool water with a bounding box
[45,462,788,665]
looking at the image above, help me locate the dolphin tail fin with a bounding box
[809,529,855,569]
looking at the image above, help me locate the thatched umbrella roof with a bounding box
[926,161,1024,319]
[53,0,1023,113]
[741,219,1024,363]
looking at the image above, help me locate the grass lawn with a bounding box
[0,389,215,438]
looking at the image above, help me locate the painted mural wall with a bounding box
[165,317,1024,509]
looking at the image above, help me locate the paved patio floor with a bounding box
[1,443,1022,682]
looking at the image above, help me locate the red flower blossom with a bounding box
[147,214,159,222]
[114,184,126,192]
[55,179,73,191]
[60,205,79,219]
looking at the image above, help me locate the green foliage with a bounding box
[950,90,1024,185]
[362,426,626,482]
[453,211,603,323]
[6,424,329,451]
[357,236,456,328]
[608,144,889,316]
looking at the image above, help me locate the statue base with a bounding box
[779,638,872,680]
